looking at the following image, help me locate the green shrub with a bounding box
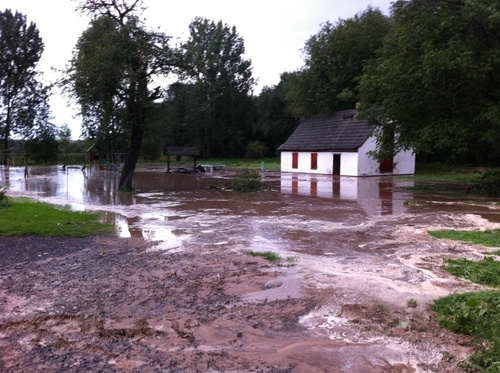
[477,170,500,197]
[232,170,264,192]
[0,185,8,207]
[432,291,500,372]
[245,140,267,159]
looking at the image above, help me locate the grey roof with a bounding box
[278,109,373,152]
[85,144,102,153]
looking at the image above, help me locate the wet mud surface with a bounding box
[1,165,500,372]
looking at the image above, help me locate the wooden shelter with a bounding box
[164,147,201,173]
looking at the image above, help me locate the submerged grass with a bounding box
[0,198,112,237]
[428,229,500,247]
[443,257,500,287]
[246,250,297,266]
[412,163,485,183]
[246,250,282,262]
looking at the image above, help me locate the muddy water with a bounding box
[2,164,500,372]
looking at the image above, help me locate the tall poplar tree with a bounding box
[180,18,255,158]
[285,8,390,119]
[0,9,45,165]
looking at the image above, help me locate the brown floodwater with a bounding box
[2,164,500,371]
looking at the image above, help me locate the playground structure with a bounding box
[1,153,29,168]
[1,153,30,178]
[84,144,125,171]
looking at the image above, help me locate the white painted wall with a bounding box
[393,149,416,175]
[357,137,381,176]
[339,152,358,176]
[280,136,415,176]
[280,151,359,175]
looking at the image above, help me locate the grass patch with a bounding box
[413,163,484,183]
[431,291,500,372]
[428,229,500,247]
[431,229,500,370]
[246,251,297,266]
[203,157,280,171]
[246,251,282,262]
[0,198,112,237]
[443,257,500,287]
[404,184,470,198]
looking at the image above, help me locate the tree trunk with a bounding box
[2,136,8,167]
[118,123,143,190]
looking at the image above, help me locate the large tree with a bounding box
[67,0,175,189]
[285,7,391,119]
[0,8,45,165]
[359,0,500,163]
[180,18,255,158]
[253,73,299,155]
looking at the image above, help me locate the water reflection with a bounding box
[280,174,414,216]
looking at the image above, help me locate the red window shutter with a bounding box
[311,153,318,170]
[292,153,298,169]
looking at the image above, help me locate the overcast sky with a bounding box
[3,0,393,139]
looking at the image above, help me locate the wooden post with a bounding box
[24,154,29,178]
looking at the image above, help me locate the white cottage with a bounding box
[278,109,415,176]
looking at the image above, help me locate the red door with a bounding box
[379,157,394,173]
[311,153,318,170]
[292,153,298,169]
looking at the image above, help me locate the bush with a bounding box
[477,170,500,197]
[432,291,500,372]
[0,185,8,207]
[232,170,263,192]
[245,141,266,159]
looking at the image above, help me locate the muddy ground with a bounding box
[0,225,493,373]
[1,167,500,372]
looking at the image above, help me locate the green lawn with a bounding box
[0,198,112,237]
[430,230,500,371]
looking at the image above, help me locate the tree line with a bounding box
[1,0,499,189]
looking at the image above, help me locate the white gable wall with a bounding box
[393,149,416,175]
[357,136,380,176]
[357,136,416,176]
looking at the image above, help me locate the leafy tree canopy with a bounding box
[0,8,47,164]
[67,0,176,189]
[177,18,255,158]
[286,7,391,119]
[253,73,299,155]
[360,0,500,163]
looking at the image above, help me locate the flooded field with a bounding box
[1,164,499,372]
